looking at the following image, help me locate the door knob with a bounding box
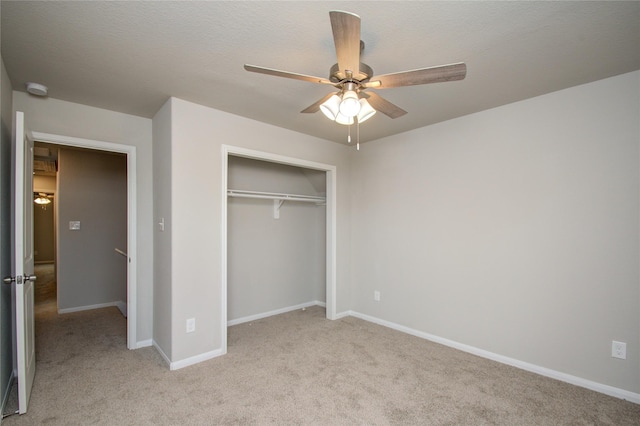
[3,275,36,284]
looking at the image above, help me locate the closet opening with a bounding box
[221,145,337,354]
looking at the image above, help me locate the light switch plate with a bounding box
[69,221,81,230]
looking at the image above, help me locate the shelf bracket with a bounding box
[273,199,285,219]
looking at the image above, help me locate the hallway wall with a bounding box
[57,148,127,311]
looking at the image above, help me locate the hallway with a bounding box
[33,263,56,314]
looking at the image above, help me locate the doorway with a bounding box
[30,131,137,349]
[221,145,337,355]
[33,143,127,317]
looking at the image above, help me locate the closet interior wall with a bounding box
[227,156,326,323]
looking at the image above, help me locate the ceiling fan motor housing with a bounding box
[329,62,374,85]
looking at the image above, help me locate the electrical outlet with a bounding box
[374,291,381,302]
[612,341,626,359]
[186,318,196,333]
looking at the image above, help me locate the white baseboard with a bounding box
[59,301,120,314]
[135,339,152,349]
[170,349,225,371]
[348,310,640,404]
[152,340,224,371]
[227,300,324,326]
[334,310,351,320]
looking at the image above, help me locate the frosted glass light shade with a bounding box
[34,196,51,205]
[339,90,361,117]
[356,98,376,123]
[335,112,354,125]
[320,95,341,120]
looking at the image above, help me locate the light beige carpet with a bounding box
[2,285,639,424]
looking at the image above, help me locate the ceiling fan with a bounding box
[244,10,467,142]
[34,192,53,206]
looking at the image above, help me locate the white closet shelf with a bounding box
[228,189,325,219]
[227,189,325,204]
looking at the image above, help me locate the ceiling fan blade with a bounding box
[300,93,337,113]
[329,11,361,77]
[244,64,334,85]
[363,63,467,89]
[364,92,407,119]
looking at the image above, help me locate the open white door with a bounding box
[11,111,36,414]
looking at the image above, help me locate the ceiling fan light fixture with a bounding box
[34,196,51,205]
[320,94,341,120]
[357,98,376,123]
[339,90,360,117]
[335,112,354,125]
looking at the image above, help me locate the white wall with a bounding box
[56,148,127,311]
[154,97,351,364]
[350,71,640,394]
[227,156,326,320]
[12,92,154,344]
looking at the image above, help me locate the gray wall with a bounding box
[12,92,153,344]
[152,100,172,359]
[0,57,14,415]
[350,71,640,394]
[227,156,326,321]
[57,148,127,311]
[153,97,352,364]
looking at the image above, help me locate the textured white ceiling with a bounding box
[2,1,639,144]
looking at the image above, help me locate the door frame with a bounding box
[221,145,337,355]
[30,131,137,349]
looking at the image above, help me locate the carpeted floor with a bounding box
[32,263,57,312]
[2,269,640,424]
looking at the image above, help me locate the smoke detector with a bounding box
[25,82,48,97]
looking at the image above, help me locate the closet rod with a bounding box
[227,189,325,203]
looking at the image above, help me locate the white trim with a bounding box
[221,145,339,356]
[30,132,137,350]
[169,349,224,371]
[58,302,121,314]
[325,168,337,320]
[220,147,229,357]
[227,301,325,326]
[334,310,352,320]
[348,310,640,404]
[135,339,152,349]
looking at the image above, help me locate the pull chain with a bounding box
[347,124,351,144]
[357,120,360,151]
